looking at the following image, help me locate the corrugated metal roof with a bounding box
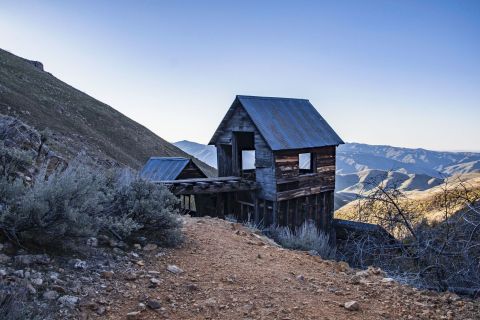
[209,95,344,150]
[139,157,190,182]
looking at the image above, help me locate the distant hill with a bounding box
[175,140,480,208]
[0,48,215,176]
[336,173,480,222]
[337,143,480,178]
[174,140,218,168]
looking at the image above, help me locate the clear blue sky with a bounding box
[1,0,479,151]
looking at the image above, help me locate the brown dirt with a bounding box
[100,216,480,320]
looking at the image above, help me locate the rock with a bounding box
[71,259,87,270]
[101,270,115,279]
[51,285,67,293]
[58,295,79,308]
[296,274,305,281]
[344,300,360,311]
[49,272,60,281]
[138,303,146,311]
[150,278,161,285]
[43,290,59,300]
[86,237,98,247]
[143,243,158,251]
[349,275,361,285]
[146,299,161,309]
[167,265,184,274]
[0,253,11,263]
[336,261,351,273]
[186,283,199,291]
[125,272,137,281]
[382,277,395,283]
[126,311,141,319]
[13,269,24,278]
[0,269,7,276]
[133,244,142,250]
[31,277,43,286]
[14,254,50,265]
[97,235,110,245]
[26,283,36,294]
[112,248,124,255]
[96,306,106,315]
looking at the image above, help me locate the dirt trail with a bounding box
[103,216,479,320]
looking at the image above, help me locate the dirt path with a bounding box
[101,216,479,320]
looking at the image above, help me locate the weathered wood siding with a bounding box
[176,161,207,180]
[275,191,335,233]
[214,104,276,201]
[274,146,336,201]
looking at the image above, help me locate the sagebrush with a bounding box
[0,142,182,251]
[266,221,335,259]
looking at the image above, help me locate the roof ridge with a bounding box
[237,95,309,101]
[149,157,189,160]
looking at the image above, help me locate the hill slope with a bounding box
[0,48,215,176]
[101,216,479,319]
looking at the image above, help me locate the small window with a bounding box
[242,150,255,170]
[299,153,312,173]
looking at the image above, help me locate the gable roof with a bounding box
[209,95,344,150]
[139,157,192,182]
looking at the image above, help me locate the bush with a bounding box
[1,165,102,249]
[267,221,335,259]
[100,178,182,247]
[0,144,182,251]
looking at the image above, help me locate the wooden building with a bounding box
[209,95,344,232]
[139,157,206,181]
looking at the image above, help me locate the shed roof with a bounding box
[209,95,344,150]
[139,157,191,182]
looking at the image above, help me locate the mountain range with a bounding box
[173,140,480,208]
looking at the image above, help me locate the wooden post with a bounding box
[272,201,278,226]
[232,134,240,176]
[254,197,260,224]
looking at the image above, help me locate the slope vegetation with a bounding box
[0,48,215,175]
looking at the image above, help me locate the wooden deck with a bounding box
[158,176,258,195]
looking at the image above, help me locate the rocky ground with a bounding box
[1,216,480,319]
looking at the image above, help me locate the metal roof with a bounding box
[139,157,191,182]
[209,95,344,150]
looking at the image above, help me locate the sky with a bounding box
[0,0,479,152]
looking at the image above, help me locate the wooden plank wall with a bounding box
[275,191,334,232]
[176,161,207,180]
[214,104,276,201]
[274,146,336,201]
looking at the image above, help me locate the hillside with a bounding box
[100,216,479,319]
[0,49,215,176]
[336,173,480,222]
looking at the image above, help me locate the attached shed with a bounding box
[140,157,208,213]
[139,157,206,182]
[209,95,344,233]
